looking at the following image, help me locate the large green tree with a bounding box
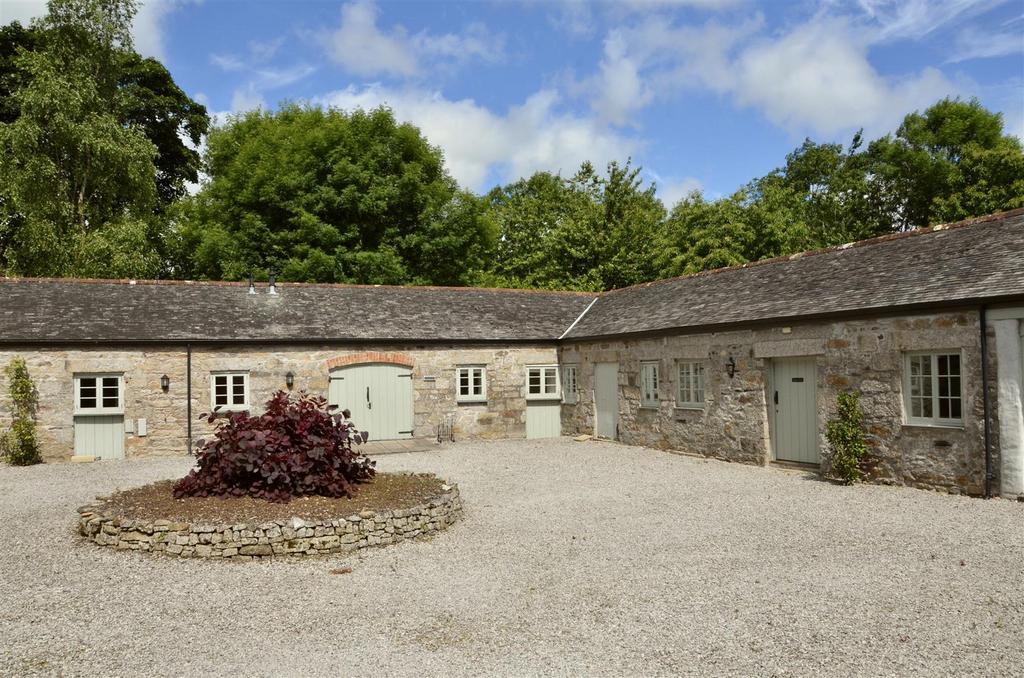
[479,160,665,291]
[865,97,1024,229]
[175,104,492,285]
[0,0,208,277]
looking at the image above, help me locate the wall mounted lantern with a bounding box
[160,374,170,392]
[725,356,737,379]
[285,371,295,389]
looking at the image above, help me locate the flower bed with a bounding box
[77,473,462,561]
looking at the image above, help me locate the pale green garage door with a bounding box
[73,416,125,460]
[328,364,414,441]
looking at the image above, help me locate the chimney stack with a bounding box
[268,271,277,295]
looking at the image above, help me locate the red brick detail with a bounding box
[324,352,415,371]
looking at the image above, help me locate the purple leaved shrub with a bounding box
[173,391,374,503]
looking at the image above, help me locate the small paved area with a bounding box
[1,438,1022,676]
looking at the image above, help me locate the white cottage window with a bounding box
[677,361,705,409]
[904,352,963,427]
[562,365,578,404]
[211,372,249,411]
[640,361,660,408]
[456,366,486,402]
[527,365,560,399]
[74,374,124,415]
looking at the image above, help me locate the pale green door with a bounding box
[74,416,125,460]
[770,357,818,464]
[328,364,414,441]
[526,401,561,439]
[594,362,618,439]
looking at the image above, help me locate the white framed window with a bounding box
[74,374,124,415]
[904,352,963,427]
[677,361,705,409]
[527,365,560,399]
[640,361,660,408]
[456,366,487,402]
[211,372,249,411]
[562,364,578,404]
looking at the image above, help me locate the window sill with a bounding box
[639,404,661,410]
[526,395,561,402]
[902,421,965,431]
[74,410,125,417]
[673,405,705,412]
[561,400,578,406]
[457,399,487,405]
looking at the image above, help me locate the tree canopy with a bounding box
[173,104,492,285]
[0,0,208,278]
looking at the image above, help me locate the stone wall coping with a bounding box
[77,483,462,561]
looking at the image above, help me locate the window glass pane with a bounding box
[544,368,557,394]
[921,395,933,418]
[528,368,541,394]
[459,370,469,396]
[79,380,97,409]
[947,354,960,376]
[950,398,962,420]
[232,376,246,405]
[101,377,119,408]
[939,398,950,419]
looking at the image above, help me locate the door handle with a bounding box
[366,386,371,410]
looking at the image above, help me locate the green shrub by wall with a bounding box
[1,357,41,466]
[826,391,867,485]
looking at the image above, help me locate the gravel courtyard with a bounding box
[2,438,1023,677]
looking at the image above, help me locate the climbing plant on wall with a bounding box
[1,357,41,465]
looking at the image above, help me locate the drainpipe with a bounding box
[980,307,993,498]
[186,342,193,455]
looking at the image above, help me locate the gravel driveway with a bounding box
[2,438,1023,676]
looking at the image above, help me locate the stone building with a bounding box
[2,209,1023,497]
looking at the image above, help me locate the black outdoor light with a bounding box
[160,374,170,392]
[285,371,295,389]
[726,356,737,379]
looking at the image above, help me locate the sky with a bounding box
[3,0,1023,204]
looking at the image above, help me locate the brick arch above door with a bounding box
[324,352,415,371]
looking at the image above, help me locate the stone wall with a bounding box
[0,344,558,461]
[77,484,462,560]
[560,310,999,495]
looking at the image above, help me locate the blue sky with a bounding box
[4,0,1023,204]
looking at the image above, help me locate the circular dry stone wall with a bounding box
[77,484,462,561]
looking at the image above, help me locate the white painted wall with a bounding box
[994,318,1024,497]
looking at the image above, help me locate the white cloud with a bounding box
[231,85,266,113]
[320,0,505,78]
[947,25,1023,62]
[731,18,953,136]
[587,13,955,138]
[589,31,652,125]
[649,172,703,207]
[318,85,639,190]
[322,0,418,77]
[851,0,1004,41]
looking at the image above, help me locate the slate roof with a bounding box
[2,210,1022,345]
[564,208,1024,340]
[0,280,596,344]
